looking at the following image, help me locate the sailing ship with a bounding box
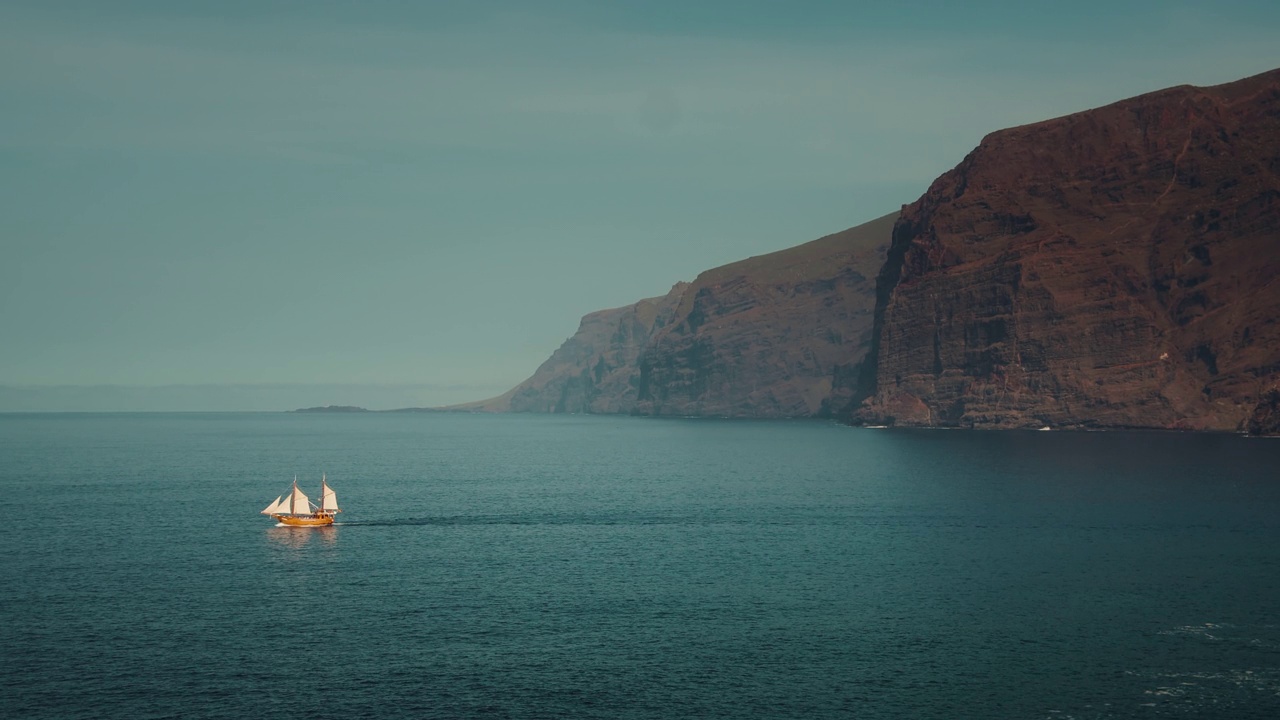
[261,475,341,526]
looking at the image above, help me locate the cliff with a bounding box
[634,213,895,416]
[850,68,1280,431]
[468,212,895,416]
[458,282,689,413]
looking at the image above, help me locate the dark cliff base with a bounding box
[1247,389,1280,436]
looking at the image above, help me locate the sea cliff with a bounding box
[633,213,895,417]
[468,69,1280,432]
[461,213,894,417]
[850,69,1280,431]
[457,282,689,413]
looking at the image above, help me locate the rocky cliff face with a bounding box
[1247,389,1280,436]
[468,213,895,416]
[634,213,895,416]
[460,282,689,413]
[851,69,1280,430]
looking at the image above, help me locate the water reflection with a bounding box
[266,524,338,550]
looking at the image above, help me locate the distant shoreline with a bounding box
[0,409,1268,434]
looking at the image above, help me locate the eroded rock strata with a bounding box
[850,69,1280,430]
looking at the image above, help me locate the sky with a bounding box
[2,0,1279,410]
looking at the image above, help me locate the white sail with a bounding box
[261,496,284,515]
[290,485,312,515]
[321,480,340,512]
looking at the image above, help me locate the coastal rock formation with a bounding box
[467,213,895,416]
[460,282,689,413]
[851,69,1280,431]
[1247,388,1280,436]
[633,213,895,416]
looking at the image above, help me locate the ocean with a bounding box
[2,412,1279,719]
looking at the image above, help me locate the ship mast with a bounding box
[291,475,310,516]
[319,472,340,515]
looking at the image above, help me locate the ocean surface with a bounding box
[2,413,1279,719]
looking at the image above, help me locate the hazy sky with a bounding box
[3,1,1278,407]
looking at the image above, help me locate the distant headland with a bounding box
[292,405,370,413]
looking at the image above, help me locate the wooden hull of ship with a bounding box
[272,513,335,527]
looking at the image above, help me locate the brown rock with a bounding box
[1247,388,1280,436]
[634,213,895,417]
[851,68,1280,431]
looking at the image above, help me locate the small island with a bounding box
[292,405,369,413]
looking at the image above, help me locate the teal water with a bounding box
[2,413,1279,719]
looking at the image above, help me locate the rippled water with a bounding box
[2,413,1279,719]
